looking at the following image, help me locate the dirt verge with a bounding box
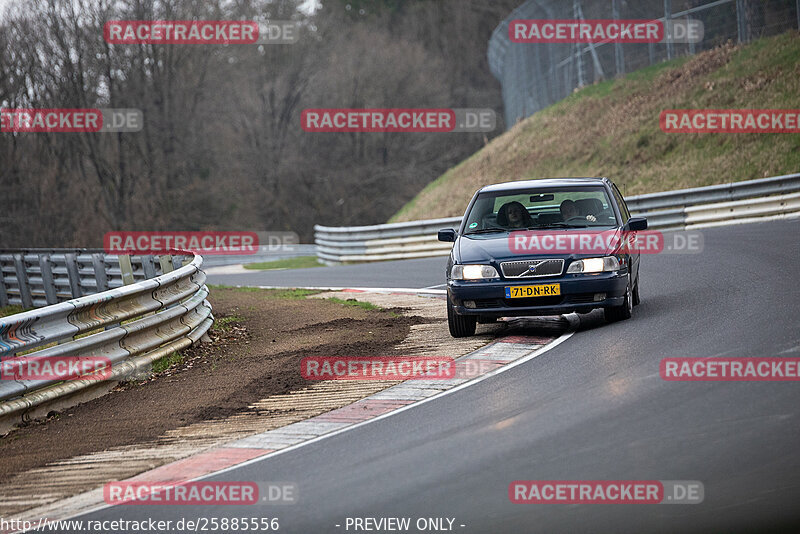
[0,288,427,483]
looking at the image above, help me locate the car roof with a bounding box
[478,177,609,193]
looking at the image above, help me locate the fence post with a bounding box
[575,0,604,81]
[573,0,586,87]
[737,0,743,42]
[665,0,673,60]
[736,0,752,43]
[613,0,625,76]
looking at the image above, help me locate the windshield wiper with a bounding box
[527,223,588,229]
[465,228,507,235]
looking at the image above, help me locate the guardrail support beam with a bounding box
[13,254,33,309]
[159,255,174,274]
[91,254,109,292]
[0,262,8,307]
[141,255,157,279]
[118,255,135,286]
[64,253,82,299]
[38,254,58,305]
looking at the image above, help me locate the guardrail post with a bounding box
[141,255,157,279]
[0,260,8,307]
[118,255,135,286]
[64,253,82,298]
[159,255,174,274]
[13,253,33,309]
[38,254,58,305]
[91,253,109,292]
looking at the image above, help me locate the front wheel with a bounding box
[447,298,477,337]
[604,280,633,322]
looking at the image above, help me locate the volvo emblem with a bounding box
[525,261,545,274]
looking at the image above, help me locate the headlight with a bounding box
[566,256,620,274]
[451,264,499,280]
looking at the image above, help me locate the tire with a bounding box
[604,280,633,323]
[632,276,641,306]
[447,298,477,337]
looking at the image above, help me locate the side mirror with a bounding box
[438,228,457,242]
[626,217,648,232]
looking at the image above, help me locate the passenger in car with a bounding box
[497,201,534,228]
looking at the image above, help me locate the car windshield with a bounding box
[463,186,618,234]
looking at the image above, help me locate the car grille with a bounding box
[473,299,503,308]
[504,296,564,307]
[568,294,597,304]
[500,259,564,278]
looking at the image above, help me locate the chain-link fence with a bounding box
[489,0,800,129]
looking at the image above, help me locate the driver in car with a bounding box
[560,199,597,223]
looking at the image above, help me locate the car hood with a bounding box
[455,228,623,264]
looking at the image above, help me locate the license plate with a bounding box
[505,284,561,298]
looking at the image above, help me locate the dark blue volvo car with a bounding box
[438,178,647,337]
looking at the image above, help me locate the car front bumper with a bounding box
[448,272,628,317]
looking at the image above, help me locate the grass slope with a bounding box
[242,256,322,270]
[392,32,800,222]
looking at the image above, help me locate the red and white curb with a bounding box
[13,318,575,527]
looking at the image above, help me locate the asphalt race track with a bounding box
[76,219,800,533]
[207,256,448,290]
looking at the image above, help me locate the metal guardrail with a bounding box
[0,251,213,417]
[314,173,800,264]
[0,250,186,309]
[200,244,318,268]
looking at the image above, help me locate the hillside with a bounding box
[391,32,800,222]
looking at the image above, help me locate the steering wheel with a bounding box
[565,216,588,223]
